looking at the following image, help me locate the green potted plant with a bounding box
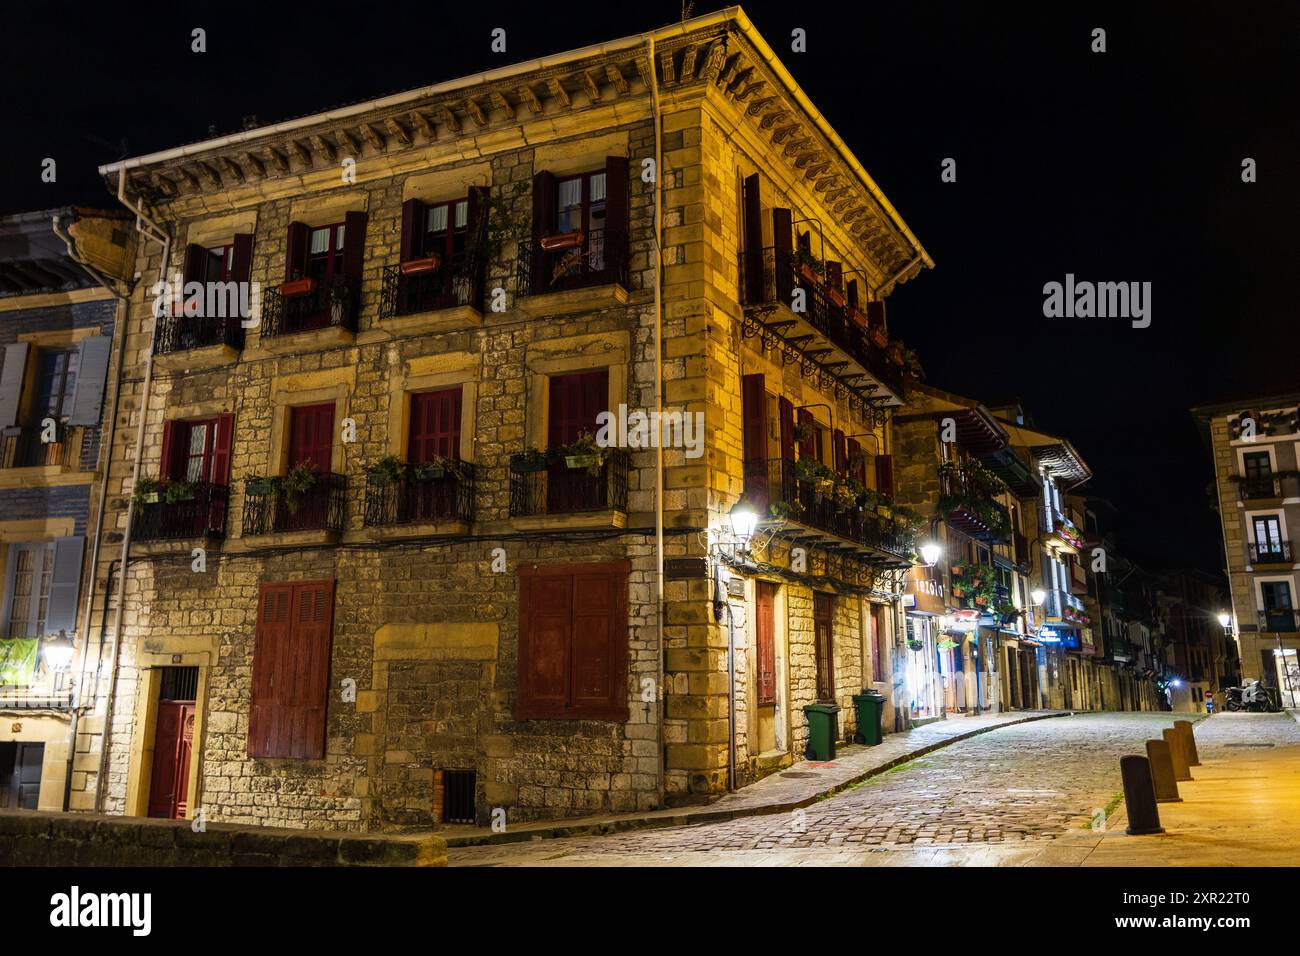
[768,499,802,520]
[561,432,608,476]
[133,476,163,505]
[366,455,407,486]
[791,420,815,444]
[509,447,550,473]
[162,479,198,504]
[790,247,823,283]
[413,456,465,482]
[278,460,320,514]
[907,638,925,652]
[245,475,275,496]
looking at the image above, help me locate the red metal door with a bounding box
[147,700,195,819]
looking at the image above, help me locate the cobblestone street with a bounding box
[450,712,1300,866]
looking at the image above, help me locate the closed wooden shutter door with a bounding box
[570,569,619,715]
[742,173,764,303]
[159,420,182,482]
[211,413,235,486]
[531,170,557,290]
[603,156,629,244]
[755,581,777,706]
[866,300,887,332]
[825,260,842,290]
[847,438,865,487]
[516,573,571,718]
[400,198,425,261]
[833,429,847,477]
[797,409,816,461]
[67,335,113,426]
[182,243,208,285]
[342,211,368,281]
[285,222,310,280]
[288,402,335,471]
[230,234,254,284]
[0,343,29,429]
[409,387,462,462]
[44,536,85,635]
[547,369,607,446]
[778,396,795,462]
[876,454,894,498]
[249,583,291,758]
[741,373,766,462]
[813,592,835,702]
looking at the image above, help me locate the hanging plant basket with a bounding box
[400,254,442,275]
[907,639,925,652]
[540,230,584,252]
[565,454,599,470]
[279,277,317,297]
[139,491,160,504]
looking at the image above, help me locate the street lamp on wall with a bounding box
[919,541,943,567]
[729,494,759,551]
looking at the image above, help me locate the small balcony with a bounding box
[515,228,629,316]
[738,247,907,402]
[378,257,485,332]
[241,472,346,540]
[509,450,629,525]
[363,461,475,536]
[1249,539,1293,567]
[153,309,244,369]
[1237,473,1298,502]
[1259,609,1297,633]
[0,422,76,470]
[260,275,359,351]
[743,458,916,564]
[938,464,1011,543]
[131,482,229,544]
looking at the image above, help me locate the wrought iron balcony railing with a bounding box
[737,247,907,399]
[1237,474,1299,501]
[1249,539,1293,565]
[241,472,347,536]
[509,450,629,517]
[1259,609,1298,633]
[154,311,245,354]
[939,465,1011,543]
[131,482,229,541]
[378,256,485,320]
[0,423,73,469]
[516,228,629,298]
[363,462,475,527]
[742,458,916,562]
[261,275,359,338]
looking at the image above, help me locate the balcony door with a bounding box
[547,369,608,512]
[813,592,835,703]
[1243,451,1272,479]
[285,403,335,532]
[1253,515,1284,558]
[408,388,463,522]
[1262,581,1294,632]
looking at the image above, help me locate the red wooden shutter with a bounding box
[230,234,254,284]
[826,260,842,290]
[211,413,235,486]
[603,156,629,243]
[833,429,847,477]
[342,211,368,281]
[772,208,793,303]
[516,572,571,719]
[813,592,836,702]
[866,300,887,332]
[182,244,208,284]
[466,186,489,262]
[741,373,767,463]
[285,222,310,280]
[531,170,557,290]
[876,454,894,498]
[778,396,795,462]
[569,566,626,718]
[742,174,763,303]
[756,581,776,706]
[282,581,334,759]
[846,279,859,310]
[548,369,607,446]
[797,409,816,461]
[289,403,335,471]
[400,199,425,261]
[249,582,292,758]
[409,387,462,463]
[159,420,182,481]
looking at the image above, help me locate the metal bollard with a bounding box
[1120,755,1165,835]
[1163,727,1192,781]
[1174,719,1200,766]
[1145,738,1181,802]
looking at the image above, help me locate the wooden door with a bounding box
[286,403,335,530]
[755,582,777,706]
[147,700,195,819]
[547,369,608,511]
[409,388,462,463]
[813,593,835,702]
[3,743,44,810]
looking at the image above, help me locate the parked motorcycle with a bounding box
[1225,680,1281,712]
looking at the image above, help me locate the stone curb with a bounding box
[446,710,1073,848]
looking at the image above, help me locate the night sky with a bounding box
[6,1,1296,573]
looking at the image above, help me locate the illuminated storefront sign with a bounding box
[902,566,947,615]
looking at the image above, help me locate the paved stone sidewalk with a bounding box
[443,709,1062,847]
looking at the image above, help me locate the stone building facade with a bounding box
[76,10,935,831]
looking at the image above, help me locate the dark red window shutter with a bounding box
[866,300,887,332]
[778,396,795,462]
[834,429,847,476]
[341,211,368,281]
[846,279,859,310]
[742,174,763,303]
[548,369,608,446]
[230,234,254,284]
[772,207,793,302]
[289,402,335,471]
[249,582,292,758]
[211,413,235,486]
[876,454,894,498]
[741,373,767,462]
[813,592,836,702]
[409,387,462,463]
[466,186,489,262]
[826,261,842,290]
[282,581,334,759]
[182,244,207,284]
[797,408,816,461]
[756,581,777,706]
[285,222,310,280]
[516,561,630,721]
[159,420,182,481]
[400,199,425,261]
[531,170,557,290]
[603,156,629,243]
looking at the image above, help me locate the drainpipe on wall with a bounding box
[645,35,666,811]
[93,170,169,813]
[51,212,130,812]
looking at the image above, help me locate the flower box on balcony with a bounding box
[847,307,869,328]
[796,262,820,284]
[887,343,905,366]
[826,286,846,308]
[565,454,600,470]
[279,277,317,297]
[245,477,275,495]
[164,298,202,318]
[400,254,442,276]
[509,449,550,473]
[540,230,584,252]
[869,327,888,348]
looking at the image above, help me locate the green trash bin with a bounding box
[803,703,841,761]
[852,690,886,745]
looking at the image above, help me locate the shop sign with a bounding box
[903,565,947,615]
